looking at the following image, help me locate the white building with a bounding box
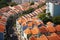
[46,0,60,17]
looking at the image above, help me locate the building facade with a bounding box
[46,0,60,17]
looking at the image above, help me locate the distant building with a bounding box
[12,0,40,4]
[46,0,60,17]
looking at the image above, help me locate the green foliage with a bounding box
[0,0,17,8]
[27,34,32,39]
[52,16,60,24]
[42,17,52,24]
[0,0,9,8]
[37,13,46,19]
[0,3,8,9]
[8,2,18,6]
[23,7,35,14]
[37,13,52,24]
[47,12,51,16]
[43,9,46,13]
[30,1,34,5]
[37,13,60,24]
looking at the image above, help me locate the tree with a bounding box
[52,16,60,24]
[8,2,18,6]
[23,7,35,14]
[37,13,52,24]
[30,1,34,5]
[37,13,46,19]
[0,0,9,8]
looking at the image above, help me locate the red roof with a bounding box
[39,35,48,40]
[31,26,39,35]
[24,28,31,34]
[47,33,60,40]
[14,5,22,10]
[47,25,56,33]
[0,6,11,13]
[0,23,5,32]
[0,16,2,19]
[39,26,48,33]
[55,25,60,31]
[29,36,37,40]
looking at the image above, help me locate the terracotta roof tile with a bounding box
[8,10,16,15]
[21,20,26,23]
[0,23,5,32]
[47,33,60,40]
[39,8,43,12]
[27,21,33,27]
[21,22,26,26]
[31,26,39,34]
[47,22,54,26]
[39,35,48,40]
[0,6,11,13]
[47,26,56,32]
[39,26,48,33]
[24,28,31,34]
[55,25,60,31]
[26,14,31,18]
[0,16,2,19]
[18,19,21,24]
[29,36,37,40]
[14,5,22,11]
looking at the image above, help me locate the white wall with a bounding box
[46,2,54,16]
[49,2,54,16]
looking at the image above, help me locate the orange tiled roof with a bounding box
[39,35,48,40]
[21,18,26,23]
[0,6,11,13]
[24,28,31,34]
[47,33,60,40]
[29,36,37,40]
[31,26,39,35]
[28,22,33,27]
[47,25,56,32]
[0,16,2,19]
[17,19,21,24]
[0,23,5,32]
[21,22,26,26]
[55,25,60,31]
[14,5,22,11]
[39,26,48,33]
[35,21,41,26]
[47,22,54,26]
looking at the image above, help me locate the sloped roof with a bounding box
[0,23,5,32]
[55,25,60,31]
[39,35,48,40]
[24,28,31,34]
[47,33,60,40]
[46,25,56,32]
[31,26,39,34]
